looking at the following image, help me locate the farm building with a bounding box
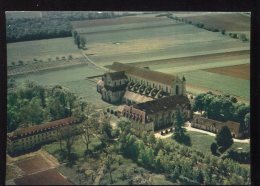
[120,95,192,133]
[97,62,186,104]
[191,113,244,139]
[7,117,81,154]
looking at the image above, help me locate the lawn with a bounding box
[7,37,82,65]
[187,131,250,154]
[15,65,110,108]
[177,70,250,100]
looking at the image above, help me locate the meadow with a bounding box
[187,131,250,154]
[178,70,250,100]
[7,37,82,65]
[15,65,110,108]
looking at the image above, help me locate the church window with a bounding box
[176,85,179,95]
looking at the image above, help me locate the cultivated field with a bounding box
[14,168,73,185]
[173,12,250,31]
[204,63,250,80]
[7,37,82,65]
[178,70,250,100]
[16,154,55,175]
[75,15,249,66]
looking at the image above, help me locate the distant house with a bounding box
[7,117,81,154]
[120,95,192,133]
[191,113,244,139]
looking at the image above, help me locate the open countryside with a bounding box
[6,11,250,185]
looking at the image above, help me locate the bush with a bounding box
[222,149,250,164]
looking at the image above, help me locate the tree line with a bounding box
[193,92,250,134]
[7,80,85,132]
[116,120,250,185]
[6,11,124,43]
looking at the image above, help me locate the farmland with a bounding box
[7,37,82,65]
[74,14,249,66]
[178,70,250,100]
[204,63,250,80]
[174,12,250,31]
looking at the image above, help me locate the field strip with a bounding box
[129,50,249,67]
[77,23,183,35]
[155,59,249,74]
[96,48,249,65]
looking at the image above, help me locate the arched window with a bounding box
[176,85,179,95]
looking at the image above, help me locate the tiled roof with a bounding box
[107,62,176,85]
[193,116,241,135]
[123,90,154,103]
[133,95,190,114]
[7,117,80,140]
[106,71,127,81]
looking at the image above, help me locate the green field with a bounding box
[82,23,249,65]
[177,70,250,100]
[187,131,250,154]
[15,65,110,108]
[7,37,82,65]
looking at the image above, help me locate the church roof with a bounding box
[133,95,190,114]
[106,71,127,81]
[107,62,176,85]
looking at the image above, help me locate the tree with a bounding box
[174,108,185,138]
[244,113,250,134]
[173,108,191,146]
[80,37,86,49]
[18,60,24,66]
[239,33,247,41]
[215,126,233,152]
[210,142,218,155]
[104,147,118,184]
[81,116,97,154]
[62,126,79,161]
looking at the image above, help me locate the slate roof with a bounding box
[108,62,176,85]
[7,117,80,140]
[106,71,127,81]
[133,95,190,114]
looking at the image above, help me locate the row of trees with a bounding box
[168,15,248,42]
[193,92,250,133]
[73,31,86,49]
[6,12,125,43]
[116,119,250,185]
[7,80,83,132]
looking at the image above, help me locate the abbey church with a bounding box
[97,62,192,133]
